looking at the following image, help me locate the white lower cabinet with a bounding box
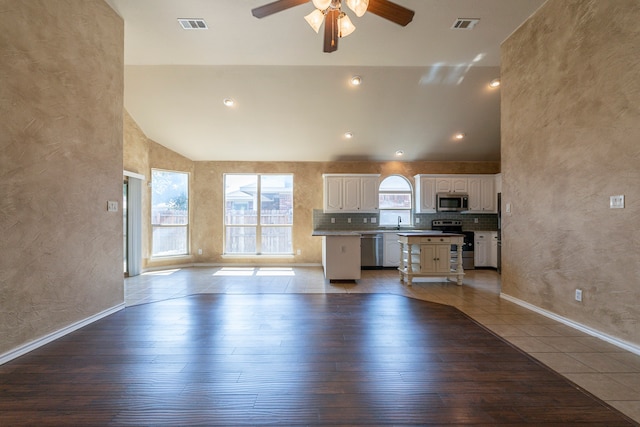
[489,232,498,268]
[475,231,498,268]
[420,244,451,273]
[322,235,361,280]
[383,233,401,267]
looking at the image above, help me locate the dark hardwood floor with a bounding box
[0,293,635,426]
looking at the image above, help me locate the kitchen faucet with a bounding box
[397,216,402,230]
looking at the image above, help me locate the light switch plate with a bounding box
[107,201,118,212]
[610,195,625,209]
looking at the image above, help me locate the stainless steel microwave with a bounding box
[436,193,469,212]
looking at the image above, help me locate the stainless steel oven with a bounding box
[431,220,474,270]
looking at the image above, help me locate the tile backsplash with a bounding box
[313,209,498,231]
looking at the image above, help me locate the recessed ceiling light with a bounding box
[223,98,235,107]
[344,132,354,139]
[489,78,501,88]
[395,150,404,156]
[454,133,465,140]
[350,75,362,86]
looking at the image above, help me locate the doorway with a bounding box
[123,178,129,277]
[124,171,144,277]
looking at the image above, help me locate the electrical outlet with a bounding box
[363,218,367,223]
[474,218,479,223]
[415,218,420,224]
[371,218,376,223]
[297,249,301,255]
[575,289,583,302]
[347,218,351,223]
[331,218,335,223]
[610,195,625,209]
[107,201,118,212]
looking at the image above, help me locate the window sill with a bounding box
[222,254,294,258]
[150,254,193,261]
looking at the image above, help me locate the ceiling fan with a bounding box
[251,0,414,53]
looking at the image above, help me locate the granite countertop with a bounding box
[312,229,445,237]
[397,232,464,237]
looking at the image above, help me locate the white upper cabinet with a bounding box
[324,175,344,211]
[323,174,380,213]
[435,176,468,193]
[414,175,437,213]
[359,175,380,212]
[468,175,496,213]
[342,176,361,211]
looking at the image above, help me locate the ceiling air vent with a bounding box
[451,18,480,30]
[178,19,208,30]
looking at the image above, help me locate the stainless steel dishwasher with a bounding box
[360,233,383,269]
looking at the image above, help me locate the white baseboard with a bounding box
[140,262,322,273]
[0,303,125,365]
[500,293,640,356]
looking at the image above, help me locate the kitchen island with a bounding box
[312,231,362,281]
[397,232,465,286]
[312,229,451,282]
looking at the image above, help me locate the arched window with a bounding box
[378,175,412,227]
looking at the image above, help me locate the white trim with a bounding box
[500,293,640,356]
[140,262,322,273]
[124,170,145,180]
[0,303,125,365]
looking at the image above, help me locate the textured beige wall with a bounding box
[123,110,149,175]
[122,112,498,268]
[0,0,124,354]
[192,160,499,265]
[501,0,640,345]
[123,110,151,267]
[123,109,498,268]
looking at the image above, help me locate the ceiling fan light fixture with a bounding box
[223,98,235,107]
[337,12,356,37]
[489,78,501,88]
[304,9,325,33]
[345,0,369,17]
[312,0,332,10]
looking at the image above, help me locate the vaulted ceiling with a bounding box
[106,0,545,162]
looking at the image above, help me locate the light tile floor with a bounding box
[125,266,640,423]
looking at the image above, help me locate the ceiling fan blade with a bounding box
[323,9,339,53]
[366,0,414,26]
[251,0,309,19]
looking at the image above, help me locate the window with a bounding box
[378,175,412,227]
[151,169,189,257]
[224,174,293,255]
